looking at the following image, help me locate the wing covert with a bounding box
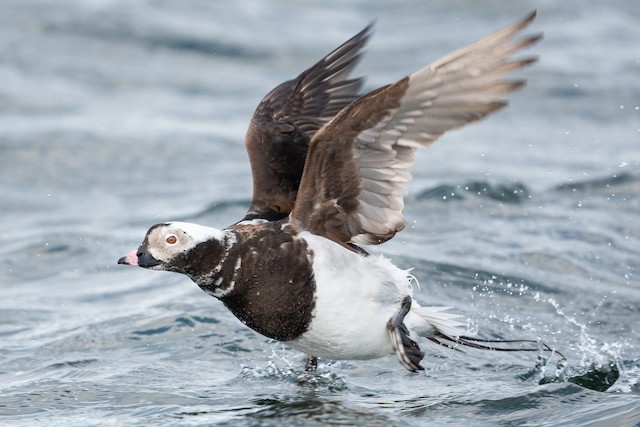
[243,25,373,220]
[290,12,540,244]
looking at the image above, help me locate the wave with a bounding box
[554,171,639,193]
[42,14,267,60]
[413,172,639,205]
[415,181,531,203]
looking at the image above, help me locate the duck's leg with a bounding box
[304,355,318,372]
[387,296,425,372]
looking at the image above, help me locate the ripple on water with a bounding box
[416,180,532,204]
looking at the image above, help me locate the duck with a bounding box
[119,12,550,372]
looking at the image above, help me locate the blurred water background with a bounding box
[1,0,639,425]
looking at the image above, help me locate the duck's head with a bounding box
[118,222,226,273]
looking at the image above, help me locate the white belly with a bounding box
[289,232,414,360]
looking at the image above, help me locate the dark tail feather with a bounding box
[428,331,565,359]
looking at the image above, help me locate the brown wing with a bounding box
[243,25,372,221]
[290,12,540,244]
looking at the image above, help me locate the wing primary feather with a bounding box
[244,24,373,219]
[290,13,539,245]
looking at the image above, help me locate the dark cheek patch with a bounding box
[172,240,226,276]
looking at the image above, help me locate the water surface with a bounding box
[1,1,639,425]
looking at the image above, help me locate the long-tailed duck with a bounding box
[119,12,553,372]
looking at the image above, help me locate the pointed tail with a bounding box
[410,306,565,359]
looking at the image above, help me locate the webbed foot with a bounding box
[304,355,318,372]
[387,296,425,372]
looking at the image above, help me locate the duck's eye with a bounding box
[166,235,177,245]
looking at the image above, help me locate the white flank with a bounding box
[291,232,413,359]
[291,232,467,361]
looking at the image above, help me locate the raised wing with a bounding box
[243,25,372,221]
[290,12,540,244]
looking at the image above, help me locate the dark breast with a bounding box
[216,223,316,342]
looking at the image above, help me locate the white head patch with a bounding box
[167,221,225,244]
[144,222,225,264]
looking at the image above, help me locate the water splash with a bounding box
[232,345,348,391]
[534,297,626,391]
